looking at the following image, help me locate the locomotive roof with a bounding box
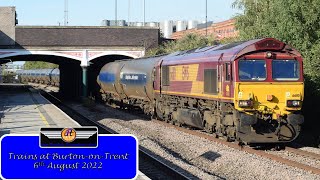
[114,38,301,64]
[161,38,301,65]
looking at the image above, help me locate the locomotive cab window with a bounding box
[238,60,266,81]
[272,60,299,80]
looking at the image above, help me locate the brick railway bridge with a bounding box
[0,7,160,98]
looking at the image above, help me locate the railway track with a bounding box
[284,147,320,161]
[152,120,320,175]
[39,90,191,180]
[31,84,320,177]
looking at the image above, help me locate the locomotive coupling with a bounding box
[239,113,257,126]
[287,114,304,126]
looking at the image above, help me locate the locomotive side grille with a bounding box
[204,69,218,94]
[162,65,170,86]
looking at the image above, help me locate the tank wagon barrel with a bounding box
[17,68,60,87]
[97,56,162,113]
[97,38,305,145]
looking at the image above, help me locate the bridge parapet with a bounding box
[14,26,159,50]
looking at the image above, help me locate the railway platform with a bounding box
[0,84,80,134]
[0,84,152,180]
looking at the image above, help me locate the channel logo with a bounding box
[61,128,77,142]
[40,127,98,148]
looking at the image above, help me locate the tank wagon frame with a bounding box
[98,38,304,144]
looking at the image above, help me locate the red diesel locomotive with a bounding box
[97,38,304,144]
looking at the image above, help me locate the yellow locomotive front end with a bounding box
[233,52,304,144]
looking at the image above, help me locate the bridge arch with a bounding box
[88,54,135,99]
[0,53,82,99]
[0,50,83,62]
[88,51,142,61]
[0,51,142,99]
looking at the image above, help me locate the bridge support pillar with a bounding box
[81,49,89,98]
[82,66,88,97]
[60,63,82,99]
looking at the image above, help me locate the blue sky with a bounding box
[1,0,241,26]
[1,0,241,65]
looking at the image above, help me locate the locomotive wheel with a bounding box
[215,132,223,138]
[174,121,182,127]
[226,136,235,142]
[274,145,285,151]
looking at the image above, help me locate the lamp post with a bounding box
[143,0,145,26]
[128,0,130,23]
[64,0,68,26]
[205,0,208,37]
[115,0,118,26]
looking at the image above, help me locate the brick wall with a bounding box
[15,27,160,50]
[170,19,238,40]
[0,7,16,46]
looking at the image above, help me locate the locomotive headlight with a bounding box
[265,51,274,58]
[287,100,301,107]
[239,100,253,108]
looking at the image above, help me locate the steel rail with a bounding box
[152,120,320,175]
[40,90,191,180]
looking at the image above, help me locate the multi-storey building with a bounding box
[170,19,238,40]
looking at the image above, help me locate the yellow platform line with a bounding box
[29,91,50,127]
[36,107,49,127]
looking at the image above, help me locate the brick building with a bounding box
[170,19,238,40]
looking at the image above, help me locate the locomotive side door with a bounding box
[222,62,232,98]
[157,60,164,94]
[218,53,232,99]
[218,53,223,98]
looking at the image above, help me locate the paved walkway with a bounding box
[0,84,79,134]
[0,84,150,180]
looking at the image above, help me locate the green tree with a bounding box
[146,33,218,56]
[23,61,58,69]
[232,0,320,77]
